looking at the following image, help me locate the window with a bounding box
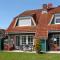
[16,36,20,46]
[8,35,14,45]
[56,18,60,23]
[16,16,36,26]
[55,14,60,24]
[19,19,31,26]
[15,35,34,46]
[22,36,26,45]
[52,34,60,46]
[55,17,60,24]
[4,39,8,44]
[28,36,33,45]
[20,35,33,45]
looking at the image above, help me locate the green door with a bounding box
[0,38,4,50]
[40,39,46,52]
[0,39,1,50]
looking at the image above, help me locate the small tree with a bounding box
[35,38,41,53]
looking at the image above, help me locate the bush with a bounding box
[35,38,41,53]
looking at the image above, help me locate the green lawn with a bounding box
[0,52,60,60]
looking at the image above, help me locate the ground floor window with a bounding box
[8,35,14,46]
[48,33,60,51]
[15,35,34,50]
[20,35,33,45]
[16,36,20,46]
[52,34,60,46]
[28,35,33,45]
[16,35,34,46]
[21,35,26,45]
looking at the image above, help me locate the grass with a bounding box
[0,52,60,60]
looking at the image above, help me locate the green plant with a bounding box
[35,38,41,53]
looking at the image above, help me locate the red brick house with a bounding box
[5,4,60,52]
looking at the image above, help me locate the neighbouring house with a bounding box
[0,29,5,50]
[5,3,60,52]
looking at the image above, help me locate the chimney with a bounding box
[42,4,48,14]
[47,3,53,9]
[43,4,47,9]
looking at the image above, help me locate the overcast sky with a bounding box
[0,0,60,29]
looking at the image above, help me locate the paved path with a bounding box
[47,51,60,53]
[4,50,36,53]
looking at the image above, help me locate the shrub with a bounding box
[35,38,41,53]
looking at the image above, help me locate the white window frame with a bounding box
[15,35,34,46]
[55,17,60,24]
[18,18,32,26]
[16,16,36,27]
[48,15,54,25]
[21,35,26,45]
[54,14,60,24]
[48,14,60,25]
[28,35,33,45]
[20,35,34,45]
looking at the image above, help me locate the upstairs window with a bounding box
[16,16,36,27]
[19,18,31,26]
[55,14,60,24]
[50,14,60,24]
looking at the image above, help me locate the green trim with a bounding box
[40,39,46,52]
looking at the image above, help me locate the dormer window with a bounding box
[19,18,31,26]
[55,17,60,24]
[16,16,36,27]
[50,14,60,24]
[55,14,60,24]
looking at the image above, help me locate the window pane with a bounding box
[28,36,33,45]
[56,19,60,23]
[22,36,26,45]
[16,36,20,46]
[53,34,59,46]
[18,19,31,26]
[4,39,8,44]
[9,36,14,45]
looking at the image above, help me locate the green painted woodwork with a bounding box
[0,38,4,50]
[40,39,46,52]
